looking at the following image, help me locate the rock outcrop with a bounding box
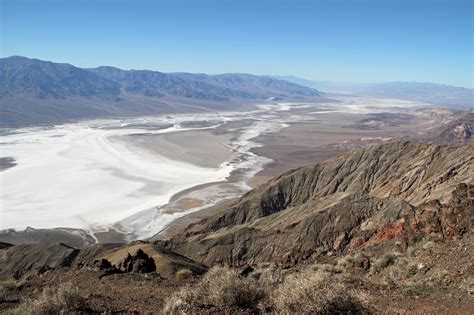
[115,249,156,273]
[164,142,473,266]
[0,242,207,280]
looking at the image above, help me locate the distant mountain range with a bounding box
[362,81,473,107]
[2,56,472,127]
[268,75,473,108]
[0,56,322,127]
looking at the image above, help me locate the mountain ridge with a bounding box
[163,141,473,266]
[2,56,322,101]
[0,56,323,127]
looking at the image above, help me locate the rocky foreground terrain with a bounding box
[0,140,473,314]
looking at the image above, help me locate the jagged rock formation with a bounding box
[116,249,156,273]
[164,141,473,266]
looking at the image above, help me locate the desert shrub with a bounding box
[381,275,396,287]
[404,285,430,297]
[407,246,418,257]
[421,240,436,250]
[6,281,84,315]
[371,253,397,273]
[250,263,285,286]
[0,279,17,303]
[337,252,371,272]
[175,268,193,281]
[311,263,342,274]
[163,266,267,313]
[272,269,371,314]
[433,269,449,281]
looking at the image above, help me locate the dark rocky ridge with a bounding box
[164,141,473,266]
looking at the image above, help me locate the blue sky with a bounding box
[1,0,473,88]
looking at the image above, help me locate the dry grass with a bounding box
[0,279,17,303]
[5,281,85,315]
[164,264,372,314]
[272,269,371,314]
[175,268,193,281]
[310,263,343,274]
[249,263,286,286]
[337,252,371,272]
[163,266,267,313]
[371,252,397,273]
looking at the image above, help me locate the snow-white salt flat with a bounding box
[0,120,233,231]
[0,109,290,238]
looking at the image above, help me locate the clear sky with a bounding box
[1,0,473,88]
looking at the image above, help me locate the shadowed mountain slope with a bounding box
[0,56,120,99]
[164,141,473,266]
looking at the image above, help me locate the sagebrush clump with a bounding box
[371,252,397,273]
[175,268,193,281]
[164,264,372,314]
[6,281,84,315]
[272,269,370,314]
[164,266,267,313]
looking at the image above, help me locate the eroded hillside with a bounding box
[165,141,473,265]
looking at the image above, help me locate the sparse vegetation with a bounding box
[311,263,342,274]
[337,252,371,272]
[0,279,17,303]
[272,269,371,314]
[163,264,372,314]
[164,266,267,313]
[249,263,285,286]
[404,285,431,297]
[5,281,84,315]
[422,240,436,250]
[381,275,396,287]
[175,268,193,281]
[371,252,397,273]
